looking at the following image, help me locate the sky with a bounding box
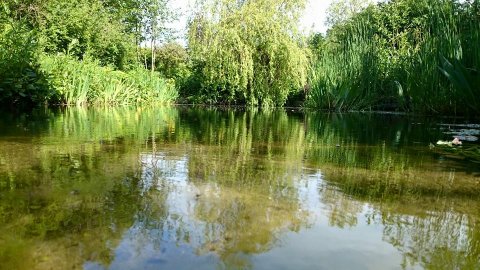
[300,0,334,33]
[168,0,336,42]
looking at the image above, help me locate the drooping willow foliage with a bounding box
[188,0,310,107]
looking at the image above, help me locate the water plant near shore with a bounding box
[41,55,177,106]
[307,0,480,115]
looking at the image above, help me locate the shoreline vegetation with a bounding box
[0,0,479,116]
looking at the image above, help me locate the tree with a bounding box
[141,0,177,72]
[30,0,137,69]
[308,32,325,59]
[188,0,309,107]
[325,0,374,27]
[155,42,189,79]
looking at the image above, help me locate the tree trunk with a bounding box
[151,23,156,73]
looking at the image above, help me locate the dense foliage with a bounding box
[0,0,176,106]
[140,42,190,81]
[187,0,309,106]
[1,0,479,114]
[37,0,136,69]
[308,0,480,115]
[0,4,51,105]
[325,0,373,27]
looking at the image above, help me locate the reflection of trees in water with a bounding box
[113,150,316,270]
[191,184,309,269]
[1,107,480,269]
[310,112,480,269]
[318,183,363,228]
[374,203,480,269]
[300,111,480,269]
[0,150,144,269]
[89,109,315,269]
[182,109,311,268]
[321,181,480,269]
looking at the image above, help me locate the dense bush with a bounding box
[0,19,52,106]
[0,0,178,106]
[2,0,480,113]
[139,43,191,89]
[37,0,137,69]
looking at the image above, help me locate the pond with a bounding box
[0,107,479,270]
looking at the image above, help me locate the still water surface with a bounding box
[0,107,479,270]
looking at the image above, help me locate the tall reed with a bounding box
[40,55,178,106]
[308,0,480,115]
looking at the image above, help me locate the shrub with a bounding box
[0,20,52,106]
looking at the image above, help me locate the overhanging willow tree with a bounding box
[188,0,309,107]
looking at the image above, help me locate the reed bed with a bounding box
[41,55,178,106]
[308,0,480,115]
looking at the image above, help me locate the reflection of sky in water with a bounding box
[1,108,479,270]
[85,153,410,270]
[86,153,213,270]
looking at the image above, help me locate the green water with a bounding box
[0,107,479,270]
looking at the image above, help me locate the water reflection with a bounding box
[0,107,479,270]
